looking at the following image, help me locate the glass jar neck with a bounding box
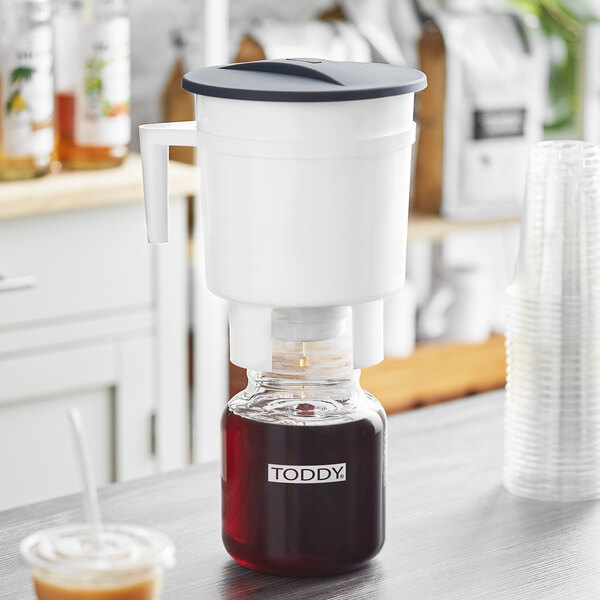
[249,336,358,390]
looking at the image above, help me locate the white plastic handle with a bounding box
[139,121,198,243]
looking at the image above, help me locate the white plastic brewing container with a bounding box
[140,59,426,371]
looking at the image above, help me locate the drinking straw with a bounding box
[68,409,104,548]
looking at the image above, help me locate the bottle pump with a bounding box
[140,58,426,576]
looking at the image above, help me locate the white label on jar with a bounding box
[75,17,130,147]
[268,463,346,484]
[1,26,54,157]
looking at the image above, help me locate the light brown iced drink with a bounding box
[21,524,174,600]
[33,573,159,600]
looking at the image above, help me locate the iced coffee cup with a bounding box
[20,523,175,599]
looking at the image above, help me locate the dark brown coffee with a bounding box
[222,408,385,577]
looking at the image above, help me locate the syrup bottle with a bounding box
[53,0,130,169]
[222,322,386,577]
[0,0,54,180]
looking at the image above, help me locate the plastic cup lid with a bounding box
[20,524,175,577]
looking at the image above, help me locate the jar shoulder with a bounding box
[226,382,386,430]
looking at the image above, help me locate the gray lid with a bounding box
[182,58,427,102]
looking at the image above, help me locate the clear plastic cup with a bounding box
[506,356,600,374]
[20,524,175,599]
[512,141,600,302]
[505,141,600,501]
[506,350,600,369]
[505,385,600,402]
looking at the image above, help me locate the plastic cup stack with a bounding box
[505,141,600,501]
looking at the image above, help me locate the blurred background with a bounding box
[1,0,599,510]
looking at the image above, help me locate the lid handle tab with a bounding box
[222,59,343,86]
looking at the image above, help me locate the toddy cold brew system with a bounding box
[140,58,426,576]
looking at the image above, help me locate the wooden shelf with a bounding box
[360,334,506,415]
[0,154,198,221]
[407,211,520,243]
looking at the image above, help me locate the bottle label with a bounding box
[1,26,54,157]
[267,463,346,484]
[473,108,526,139]
[75,17,130,147]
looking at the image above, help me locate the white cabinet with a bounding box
[0,196,189,510]
[0,205,153,328]
[0,382,115,509]
[0,340,152,508]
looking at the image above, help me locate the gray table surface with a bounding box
[2,389,599,600]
